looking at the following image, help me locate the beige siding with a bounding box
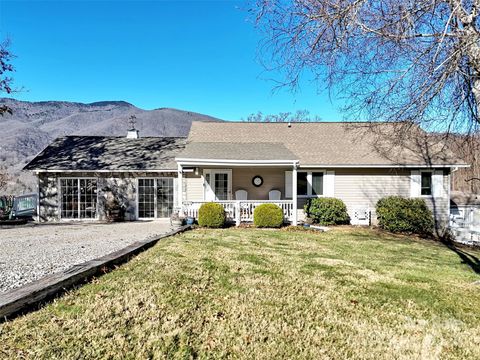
[184,173,204,201]
[185,167,290,201]
[182,167,450,230]
[334,168,410,208]
[232,167,289,200]
[333,168,450,229]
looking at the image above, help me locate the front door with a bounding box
[204,169,232,201]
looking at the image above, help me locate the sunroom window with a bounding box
[138,178,174,218]
[60,178,97,219]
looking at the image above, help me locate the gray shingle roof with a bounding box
[24,136,186,171]
[177,142,297,161]
[183,122,467,166]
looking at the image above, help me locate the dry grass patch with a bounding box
[1,228,480,359]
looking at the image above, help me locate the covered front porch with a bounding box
[176,157,301,225]
[183,200,295,225]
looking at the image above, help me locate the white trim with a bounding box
[58,177,99,221]
[177,164,183,209]
[410,170,421,197]
[135,177,139,220]
[203,169,232,201]
[177,159,299,167]
[34,169,178,174]
[292,166,298,226]
[31,163,469,174]
[299,164,469,169]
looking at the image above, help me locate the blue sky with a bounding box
[0,0,343,120]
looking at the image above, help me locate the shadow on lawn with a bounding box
[442,241,480,275]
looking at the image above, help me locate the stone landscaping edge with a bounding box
[0,225,191,321]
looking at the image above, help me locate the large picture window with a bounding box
[138,178,174,218]
[60,178,97,219]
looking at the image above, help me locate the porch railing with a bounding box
[182,200,295,225]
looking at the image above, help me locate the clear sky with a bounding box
[0,0,344,121]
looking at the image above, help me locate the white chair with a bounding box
[268,189,281,200]
[235,189,248,200]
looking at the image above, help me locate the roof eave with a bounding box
[176,158,299,167]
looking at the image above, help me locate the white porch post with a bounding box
[292,164,298,226]
[177,164,183,212]
[235,201,241,226]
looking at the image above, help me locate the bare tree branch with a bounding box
[253,0,480,135]
[0,39,15,116]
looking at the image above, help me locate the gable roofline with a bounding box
[186,122,468,167]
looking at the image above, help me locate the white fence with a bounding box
[182,200,295,225]
[450,205,480,245]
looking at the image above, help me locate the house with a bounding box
[24,133,186,221]
[25,122,469,230]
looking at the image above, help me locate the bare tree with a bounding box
[243,109,321,122]
[0,39,14,116]
[0,173,8,191]
[254,1,480,135]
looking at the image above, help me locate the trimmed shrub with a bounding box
[254,203,284,228]
[376,196,434,236]
[198,202,226,228]
[304,197,350,225]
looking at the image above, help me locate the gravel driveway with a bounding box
[0,221,175,294]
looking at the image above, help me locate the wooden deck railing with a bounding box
[182,200,294,225]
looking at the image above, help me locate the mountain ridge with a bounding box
[0,98,224,194]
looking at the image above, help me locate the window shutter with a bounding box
[324,171,335,197]
[410,170,421,197]
[285,171,292,198]
[227,169,233,200]
[432,170,445,198]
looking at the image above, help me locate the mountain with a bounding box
[0,98,223,194]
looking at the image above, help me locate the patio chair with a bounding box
[268,190,281,200]
[235,189,248,200]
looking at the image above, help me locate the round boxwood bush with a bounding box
[376,196,434,236]
[198,202,226,228]
[253,203,284,228]
[304,197,350,225]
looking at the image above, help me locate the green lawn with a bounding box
[1,228,480,359]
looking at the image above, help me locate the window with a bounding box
[297,171,324,197]
[203,169,231,201]
[214,173,229,200]
[60,178,97,219]
[138,178,175,218]
[297,172,308,196]
[421,172,432,196]
[138,179,155,218]
[311,172,324,196]
[156,178,174,218]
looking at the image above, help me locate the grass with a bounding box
[1,227,480,359]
